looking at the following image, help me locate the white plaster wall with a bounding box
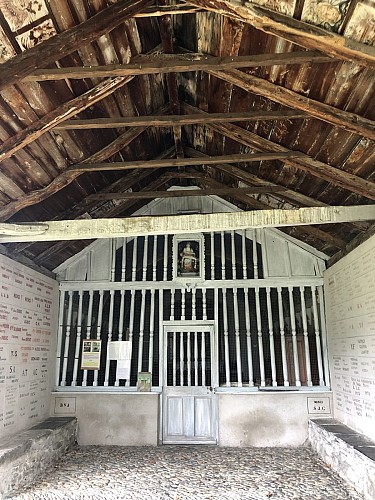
[0,254,59,439]
[324,235,375,440]
[218,392,332,447]
[50,392,159,445]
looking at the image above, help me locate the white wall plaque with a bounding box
[307,397,331,414]
[54,396,76,415]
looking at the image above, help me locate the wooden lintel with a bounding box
[0,0,153,91]
[207,68,375,140]
[86,186,287,201]
[55,110,307,129]
[0,206,374,243]
[69,152,304,172]
[187,0,375,67]
[24,51,332,81]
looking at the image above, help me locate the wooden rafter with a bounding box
[54,110,307,129]
[0,0,153,92]
[207,68,375,140]
[133,5,202,17]
[24,51,332,81]
[180,104,375,200]
[0,206,374,243]
[187,0,375,67]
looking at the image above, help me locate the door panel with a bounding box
[163,323,217,444]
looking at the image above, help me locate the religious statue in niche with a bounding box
[173,234,204,280]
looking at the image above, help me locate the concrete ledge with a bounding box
[0,417,77,498]
[309,418,375,500]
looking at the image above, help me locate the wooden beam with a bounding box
[0,0,153,91]
[187,0,375,67]
[0,76,133,165]
[86,186,288,200]
[207,68,375,140]
[24,51,332,81]
[328,223,375,267]
[180,104,375,200]
[133,5,202,17]
[68,152,305,172]
[54,110,307,129]
[0,206,373,243]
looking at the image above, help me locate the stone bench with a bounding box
[0,417,77,498]
[309,418,375,500]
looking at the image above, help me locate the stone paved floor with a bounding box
[9,446,362,500]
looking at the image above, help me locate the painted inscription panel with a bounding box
[0,254,58,439]
[325,235,375,440]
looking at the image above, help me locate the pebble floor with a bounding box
[9,446,363,500]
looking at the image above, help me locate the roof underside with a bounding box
[0,0,374,272]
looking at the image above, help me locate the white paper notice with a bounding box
[108,341,132,360]
[116,359,131,380]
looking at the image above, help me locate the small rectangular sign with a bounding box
[54,396,76,415]
[307,397,331,414]
[81,340,101,370]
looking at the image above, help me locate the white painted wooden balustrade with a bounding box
[55,230,329,391]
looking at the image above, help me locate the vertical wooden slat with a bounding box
[56,290,67,386]
[148,289,155,374]
[244,288,254,386]
[231,230,236,279]
[255,288,265,386]
[82,290,94,387]
[277,286,289,386]
[318,285,330,386]
[111,239,116,282]
[266,287,277,386]
[170,289,175,320]
[173,331,177,386]
[180,331,184,386]
[181,288,186,320]
[311,285,324,386]
[300,286,312,386]
[115,289,126,386]
[163,235,168,281]
[71,290,84,386]
[159,290,164,386]
[222,288,230,387]
[152,235,157,281]
[288,286,301,387]
[187,330,191,386]
[142,236,148,281]
[233,288,242,387]
[125,289,135,387]
[121,237,127,281]
[202,288,207,321]
[242,230,247,279]
[132,237,138,281]
[201,330,206,387]
[221,231,225,279]
[192,287,196,320]
[252,229,258,278]
[137,289,146,374]
[194,331,198,386]
[210,232,215,280]
[61,290,74,387]
[104,290,115,386]
[93,290,104,387]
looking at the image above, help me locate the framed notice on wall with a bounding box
[81,340,101,370]
[173,233,204,281]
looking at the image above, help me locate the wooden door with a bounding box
[162,323,217,444]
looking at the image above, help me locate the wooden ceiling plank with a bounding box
[68,152,305,172]
[0,0,153,92]
[179,105,375,200]
[133,5,202,17]
[24,51,333,81]
[186,0,375,67]
[0,76,134,165]
[207,68,375,140]
[0,205,374,243]
[54,110,308,129]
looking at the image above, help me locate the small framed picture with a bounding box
[81,339,101,370]
[173,233,204,281]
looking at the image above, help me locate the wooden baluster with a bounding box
[201,330,206,387]
[132,237,138,281]
[172,331,177,387]
[210,232,215,280]
[142,236,148,282]
[266,287,277,386]
[61,290,74,387]
[104,290,115,386]
[288,286,301,387]
[221,231,226,279]
[242,230,248,279]
[300,286,312,386]
[137,289,146,374]
[311,286,324,386]
[233,288,242,387]
[187,330,191,387]
[222,289,230,387]
[192,287,196,320]
[318,285,330,386]
[181,288,186,320]
[244,288,254,386]
[252,229,258,278]
[93,290,104,387]
[71,290,83,386]
[159,290,164,386]
[231,230,236,280]
[194,331,198,386]
[163,235,168,281]
[152,236,157,281]
[125,289,135,387]
[111,239,116,282]
[115,289,126,387]
[148,289,155,375]
[180,331,184,386]
[277,286,289,386]
[56,290,67,386]
[121,237,127,281]
[170,289,175,320]
[202,288,207,321]
[255,288,265,386]
[82,290,94,387]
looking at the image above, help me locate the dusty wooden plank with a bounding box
[0,0,153,92]
[24,51,332,81]
[0,206,373,243]
[207,68,375,140]
[133,5,202,17]
[68,152,305,172]
[54,110,307,129]
[0,76,133,165]
[180,104,375,200]
[187,0,375,67]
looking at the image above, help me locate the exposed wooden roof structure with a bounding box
[0,0,374,273]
